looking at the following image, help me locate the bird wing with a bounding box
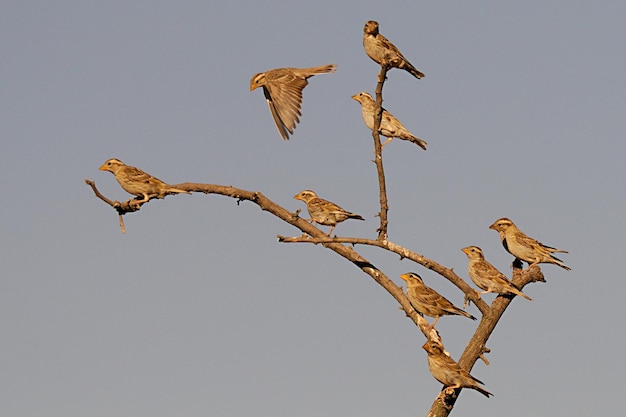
[263,76,307,139]
[415,285,458,314]
[125,165,162,185]
[474,260,510,286]
[377,33,406,61]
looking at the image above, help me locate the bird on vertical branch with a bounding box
[362,20,425,79]
[352,91,427,150]
[461,246,532,300]
[489,218,571,271]
[422,341,493,399]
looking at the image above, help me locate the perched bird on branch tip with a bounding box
[489,218,570,271]
[351,91,427,150]
[362,20,424,79]
[250,64,336,140]
[461,246,532,301]
[99,158,190,206]
[293,190,364,236]
[399,273,476,328]
[422,341,493,398]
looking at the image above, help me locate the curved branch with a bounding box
[426,266,544,416]
[277,234,491,315]
[87,179,547,416]
[86,179,439,340]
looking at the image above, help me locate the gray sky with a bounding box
[2,1,625,416]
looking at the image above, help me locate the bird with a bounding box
[461,246,532,300]
[351,92,427,150]
[489,218,570,271]
[362,20,424,79]
[99,158,190,206]
[399,273,476,328]
[250,64,337,140]
[422,341,493,398]
[293,190,364,236]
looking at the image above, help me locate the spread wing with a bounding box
[263,75,308,140]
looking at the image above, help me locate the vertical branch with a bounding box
[373,65,389,240]
[425,267,544,416]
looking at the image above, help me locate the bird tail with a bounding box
[542,244,568,254]
[473,385,493,398]
[409,135,428,151]
[308,64,337,74]
[349,213,365,221]
[457,308,477,321]
[405,63,425,79]
[511,287,532,301]
[166,186,191,196]
[513,290,533,301]
[551,255,571,271]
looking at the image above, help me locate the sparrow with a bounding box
[362,20,424,79]
[461,246,532,300]
[99,158,190,206]
[293,190,364,236]
[422,341,493,398]
[351,92,427,150]
[489,218,570,271]
[250,64,337,140]
[399,273,476,328]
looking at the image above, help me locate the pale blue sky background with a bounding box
[2,1,625,416]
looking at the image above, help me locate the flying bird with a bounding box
[250,64,336,140]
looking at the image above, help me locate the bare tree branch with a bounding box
[277,233,491,315]
[372,65,390,241]
[87,53,555,417]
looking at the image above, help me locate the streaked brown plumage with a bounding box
[399,273,476,328]
[422,341,493,398]
[293,190,364,236]
[99,158,190,205]
[461,246,532,300]
[489,218,570,271]
[362,20,424,79]
[250,64,336,140]
[351,92,427,150]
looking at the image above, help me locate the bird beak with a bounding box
[98,164,108,171]
[399,273,408,282]
[488,223,497,230]
[461,247,469,255]
[250,85,257,92]
[293,194,301,200]
[351,94,359,101]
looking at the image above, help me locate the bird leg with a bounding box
[380,137,393,149]
[129,194,149,210]
[430,316,440,330]
[522,262,538,273]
